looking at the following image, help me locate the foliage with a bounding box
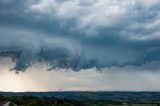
[0,94,160,106]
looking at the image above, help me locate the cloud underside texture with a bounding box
[0,0,160,71]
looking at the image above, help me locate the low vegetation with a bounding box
[1,92,160,106]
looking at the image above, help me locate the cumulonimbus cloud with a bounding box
[0,0,160,71]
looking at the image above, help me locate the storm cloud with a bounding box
[0,0,160,71]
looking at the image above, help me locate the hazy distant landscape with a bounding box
[1,92,160,106]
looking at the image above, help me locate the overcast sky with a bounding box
[0,0,160,91]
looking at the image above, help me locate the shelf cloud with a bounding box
[0,0,160,71]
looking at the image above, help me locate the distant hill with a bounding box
[1,91,160,103]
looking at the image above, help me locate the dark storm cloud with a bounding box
[0,0,160,71]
